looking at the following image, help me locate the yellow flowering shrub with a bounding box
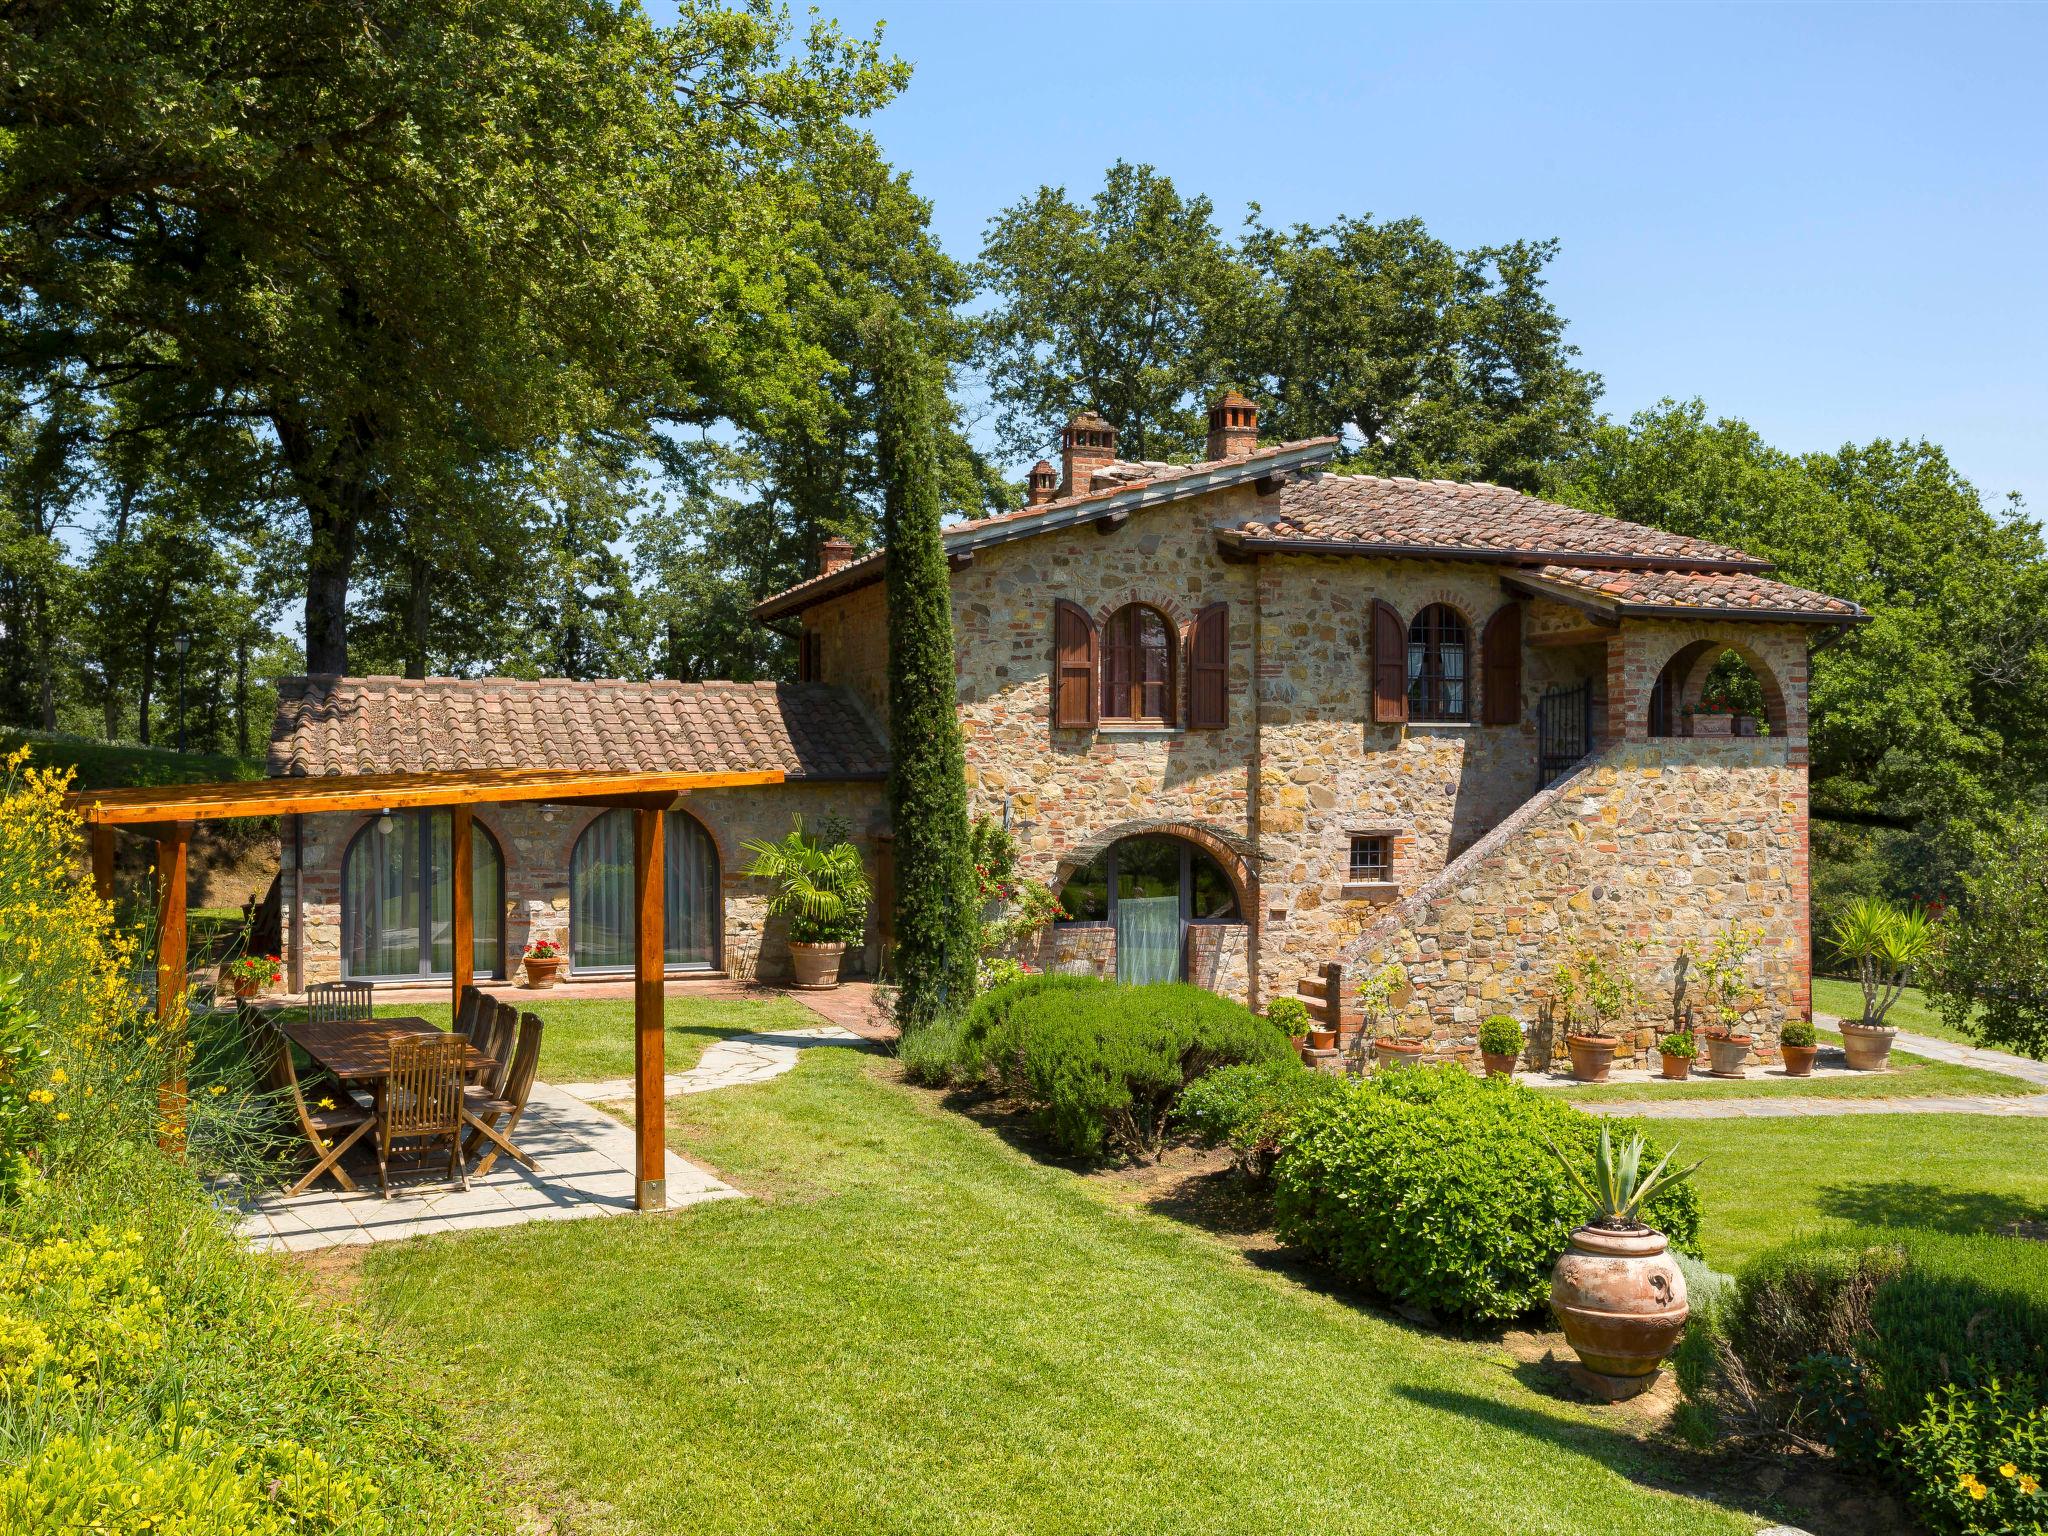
[0,1226,165,1398]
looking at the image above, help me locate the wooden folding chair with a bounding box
[375,1035,469,1198]
[465,1013,542,1176]
[256,1022,376,1197]
[306,980,373,1025]
[475,1001,517,1094]
[454,985,489,1044]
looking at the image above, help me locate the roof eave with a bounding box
[1213,532,1775,575]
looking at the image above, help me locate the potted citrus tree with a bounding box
[1831,898,1936,1071]
[1779,1018,1818,1077]
[1688,925,1763,1077]
[1552,946,1643,1083]
[1548,1127,1701,1399]
[743,818,871,991]
[1478,1014,1521,1078]
[1656,1030,1694,1080]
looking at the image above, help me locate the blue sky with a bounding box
[791,0,2047,513]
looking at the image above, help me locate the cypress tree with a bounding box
[869,309,977,1030]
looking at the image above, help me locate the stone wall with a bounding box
[282,780,886,990]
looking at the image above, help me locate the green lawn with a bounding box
[1810,977,2034,1056]
[346,991,824,1084]
[361,1044,1753,1536]
[1679,1114,2048,1269]
[1552,1031,2029,1103]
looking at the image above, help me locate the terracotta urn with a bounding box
[522,954,562,989]
[1705,1033,1752,1077]
[1565,1034,1617,1083]
[788,940,846,991]
[1839,1022,1896,1072]
[1480,1051,1517,1079]
[1659,1052,1692,1081]
[1551,1225,1690,1399]
[1373,1038,1427,1071]
[1781,1043,1818,1078]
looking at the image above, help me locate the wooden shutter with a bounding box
[1481,602,1522,726]
[1053,599,1098,728]
[1371,600,1409,724]
[1188,602,1229,729]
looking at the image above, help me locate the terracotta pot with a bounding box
[1659,1052,1692,1081]
[1566,1034,1617,1083]
[1839,1021,1897,1072]
[1551,1225,1690,1396]
[1705,1033,1752,1078]
[229,974,262,1001]
[1306,1026,1338,1051]
[1480,1050,1517,1079]
[522,954,562,989]
[1781,1043,1818,1078]
[1373,1038,1427,1070]
[788,940,847,991]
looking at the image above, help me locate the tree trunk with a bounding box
[405,553,430,679]
[33,590,55,730]
[137,640,155,747]
[235,635,250,756]
[304,498,355,675]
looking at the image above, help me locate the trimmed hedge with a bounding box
[1273,1066,1703,1325]
[1175,1059,1344,1181]
[1690,1232,2048,1536]
[961,977,1290,1160]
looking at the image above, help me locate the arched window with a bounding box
[1100,604,1175,722]
[341,812,505,982]
[1407,604,1470,721]
[569,809,721,973]
[1055,834,1241,986]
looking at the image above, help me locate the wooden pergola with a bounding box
[70,766,786,1210]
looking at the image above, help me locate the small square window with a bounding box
[1348,835,1392,882]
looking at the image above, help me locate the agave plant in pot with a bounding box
[743,818,871,991]
[1830,897,1936,1071]
[1547,1127,1701,1400]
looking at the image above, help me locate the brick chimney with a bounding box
[1025,459,1058,506]
[818,536,855,576]
[1206,391,1258,462]
[1060,411,1116,497]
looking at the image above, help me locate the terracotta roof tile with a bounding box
[1518,564,1864,620]
[268,677,889,780]
[1231,475,1767,568]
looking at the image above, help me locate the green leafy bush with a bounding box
[1658,1030,1695,1057]
[1175,1059,1343,1180]
[1692,1232,2048,1536]
[1477,1014,1522,1056]
[1779,1019,1816,1048]
[1265,995,1310,1036]
[949,972,1097,1083]
[1273,1067,1702,1324]
[975,979,1290,1160]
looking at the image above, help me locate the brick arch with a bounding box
[1092,591,1190,629]
[1645,631,1792,737]
[1052,818,1255,916]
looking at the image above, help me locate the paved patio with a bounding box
[235,1079,742,1253]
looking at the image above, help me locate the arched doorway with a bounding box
[569,808,721,973]
[341,811,506,981]
[1055,833,1242,985]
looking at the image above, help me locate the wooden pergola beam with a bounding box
[67,766,789,826]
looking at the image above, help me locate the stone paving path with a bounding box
[554,1022,866,1103]
[1582,1018,2048,1120]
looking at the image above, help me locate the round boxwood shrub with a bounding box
[978,979,1292,1161]
[1779,1018,1816,1049]
[1265,995,1310,1036]
[1477,1014,1522,1057]
[1273,1066,1703,1325]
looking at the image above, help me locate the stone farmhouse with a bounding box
[272,393,1860,1062]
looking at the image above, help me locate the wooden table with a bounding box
[283,1014,494,1084]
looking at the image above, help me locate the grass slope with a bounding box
[1554,1032,2029,1103]
[362,1046,1749,1536]
[355,992,822,1086]
[1680,1114,2048,1269]
[2,727,265,789]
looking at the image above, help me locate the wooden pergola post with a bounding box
[632,805,666,1210]
[450,805,474,1021]
[90,826,115,903]
[155,823,191,1155]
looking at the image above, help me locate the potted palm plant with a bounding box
[1548,1127,1701,1400]
[1478,1014,1522,1077]
[1830,898,1936,1071]
[1779,1018,1818,1077]
[743,818,871,991]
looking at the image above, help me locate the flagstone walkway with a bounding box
[554,1022,868,1103]
[1580,1018,2048,1120]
